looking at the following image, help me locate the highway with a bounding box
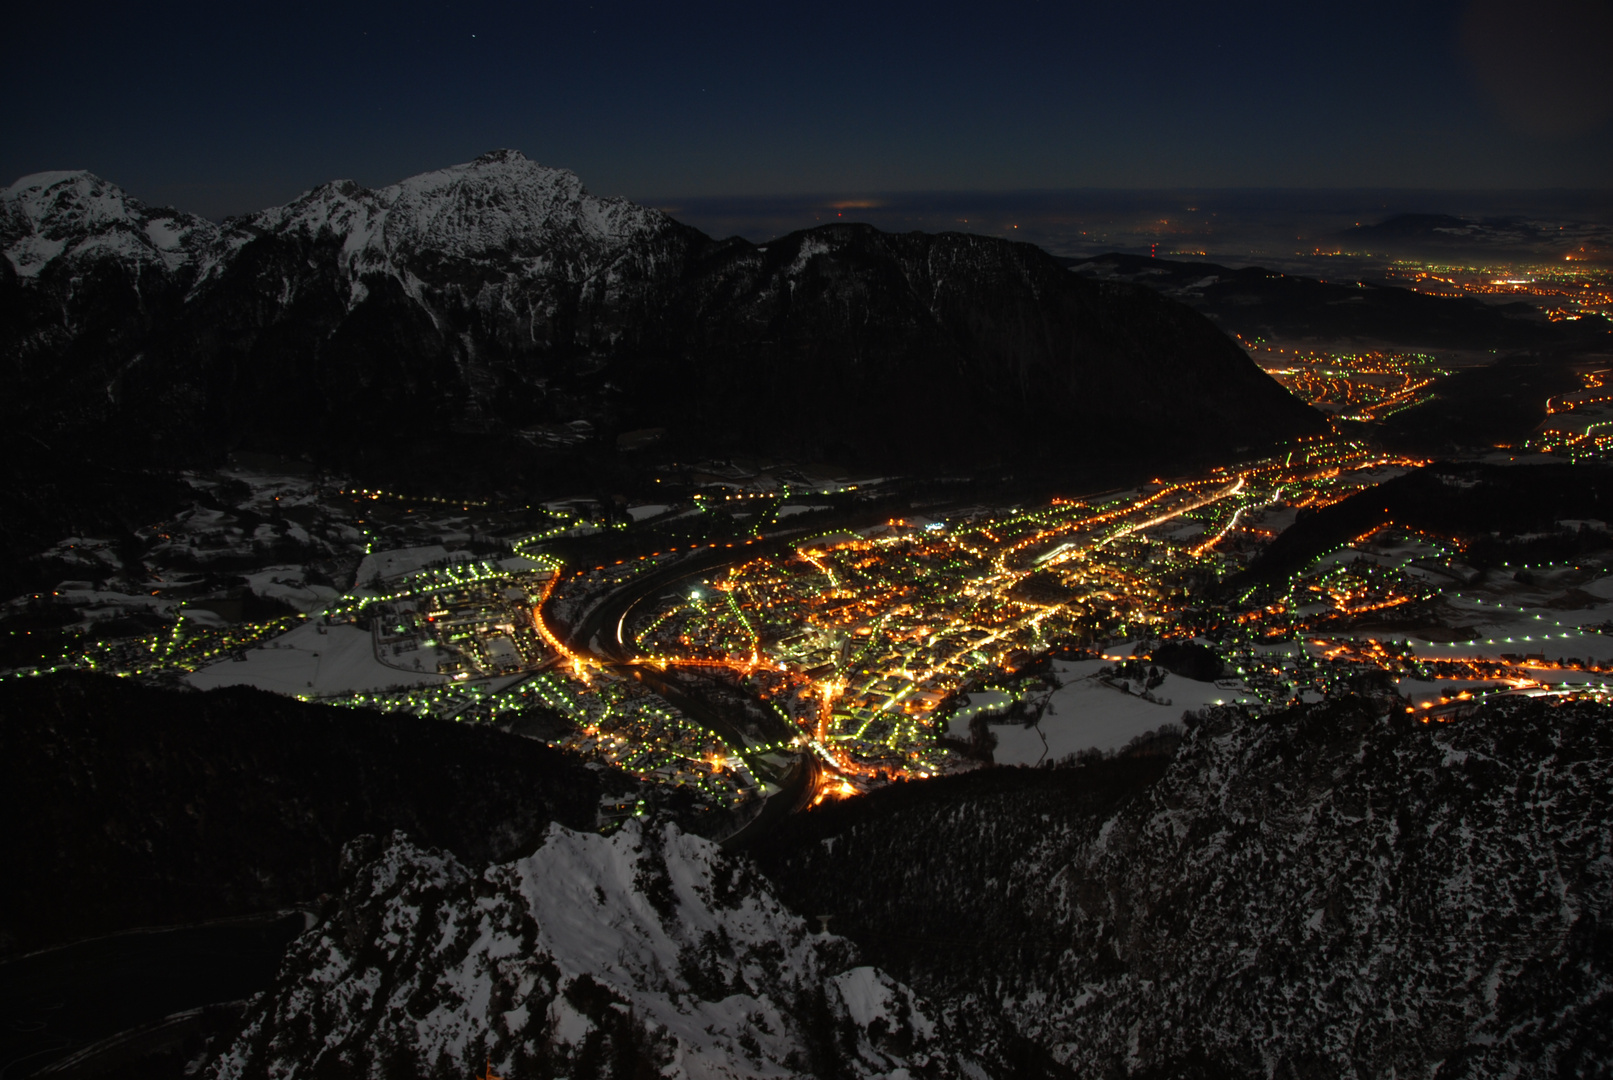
[554,538,823,850]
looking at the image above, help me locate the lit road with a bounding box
[555,539,822,848]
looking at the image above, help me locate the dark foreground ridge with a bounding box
[59,690,1607,1079]
[0,672,621,957]
[757,695,1613,1078]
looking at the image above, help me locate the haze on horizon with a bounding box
[6,0,1612,222]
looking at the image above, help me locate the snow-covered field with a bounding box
[187,621,444,696]
[241,566,340,613]
[354,545,470,584]
[951,660,1256,767]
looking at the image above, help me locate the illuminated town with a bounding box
[1246,344,1448,421]
[14,429,1613,818]
[1383,260,1613,324]
[9,9,1613,1073]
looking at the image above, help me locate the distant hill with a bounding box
[1066,251,1605,350]
[1341,212,1483,242]
[1335,212,1611,260]
[1227,460,1613,590]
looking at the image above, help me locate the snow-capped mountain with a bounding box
[1,169,218,279]
[229,149,670,277]
[2,151,669,287]
[207,823,975,1079]
[196,149,687,339]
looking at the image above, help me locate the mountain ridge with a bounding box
[1,169,218,279]
[211,149,676,293]
[97,688,1610,1079]
[205,823,976,1079]
[3,151,1322,480]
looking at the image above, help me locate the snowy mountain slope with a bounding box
[1,169,218,279]
[230,149,669,276]
[762,696,1613,1078]
[207,822,975,1080]
[198,149,687,339]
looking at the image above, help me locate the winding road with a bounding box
[554,539,823,849]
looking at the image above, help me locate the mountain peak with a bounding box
[472,147,530,166]
[239,151,671,275]
[4,169,133,232]
[384,150,585,205]
[2,168,216,278]
[4,169,99,196]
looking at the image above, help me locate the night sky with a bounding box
[6,1,1611,219]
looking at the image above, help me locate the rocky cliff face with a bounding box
[2,151,1321,476]
[761,696,1613,1078]
[205,824,977,1080]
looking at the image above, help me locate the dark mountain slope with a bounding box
[0,672,619,956]
[757,696,1613,1078]
[622,225,1320,468]
[1373,353,1586,454]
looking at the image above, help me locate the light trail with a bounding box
[1049,476,1246,563]
[532,571,597,679]
[1190,484,1282,557]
